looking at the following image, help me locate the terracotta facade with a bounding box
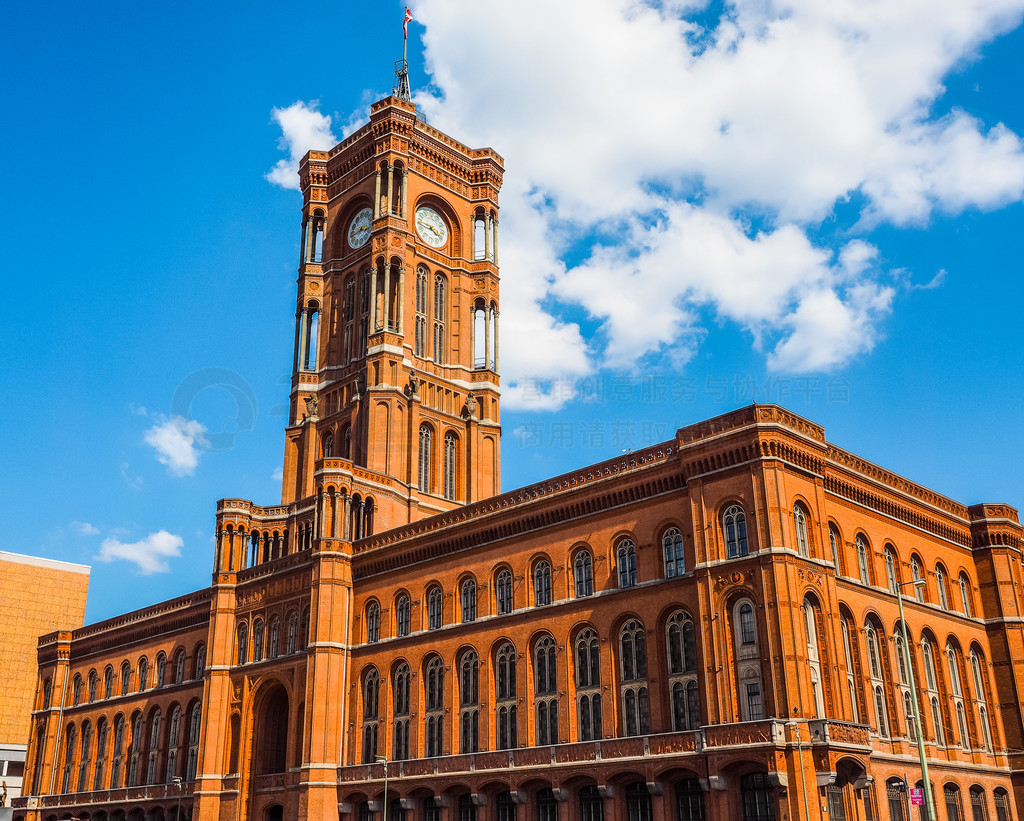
[14,96,1024,821]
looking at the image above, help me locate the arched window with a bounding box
[128,712,143,787]
[676,779,705,821]
[138,657,148,691]
[495,569,513,615]
[829,524,843,573]
[460,578,477,623]
[156,652,167,687]
[741,773,775,821]
[93,717,108,790]
[970,649,995,752]
[418,424,432,493]
[393,662,411,761]
[269,618,281,658]
[88,670,98,702]
[396,594,411,638]
[427,586,443,630]
[947,643,970,747]
[573,549,594,597]
[575,628,602,741]
[443,432,458,501]
[804,598,825,718]
[186,703,201,781]
[361,668,379,763]
[894,629,916,740]
[77,720,92,792]
[619,619,649,736]
[885,546,900,594]
[911,556,925,601]
[864,623,888,736]
[616,539,637,588]
[533,559,552,606]
[537,788,560,821]
[994,789,1012,821]
[72,674,82,706]
[959,573,974,617]
[61,723,76,793]
[433,274,446,363]
[944,785,964,821]
[625,782,653,821]
[322,432,334,458]
[886,778,909,821]
[969,788,988,821]
[343,275,356,364]
[103,666,114,699]
[534,635,558,746]
[415,266,428,357]
[663,527,685,577]
[733,600,764,721]
[286,611,298,654]
[365,601,380,643]
[424,655,444,757]
[936,563,950,610]
[856,536,871,585]
[793,504,810,557]
[496,642,517,749]
[146,709,162,784]
[166,705,181,782]
[459,649,480,753]
[236,624,248,665]
[723,505,749,558]
[110,715,125,789]
[118,662,130,695]
[840,617,860,722]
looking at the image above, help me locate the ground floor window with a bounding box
[826,784,847,821]
[741,773,776,821]
[676,779,705,820]
[580,785,604,821]
[625,782,652,821]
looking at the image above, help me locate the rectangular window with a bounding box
[746,683,763,721]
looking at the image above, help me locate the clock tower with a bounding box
[282,95,504,536]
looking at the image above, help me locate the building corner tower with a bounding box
[282,95,504,534]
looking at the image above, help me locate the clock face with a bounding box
[415,206,449,248]
[347,207,373,249]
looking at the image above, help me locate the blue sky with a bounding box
[1,1,1022,623]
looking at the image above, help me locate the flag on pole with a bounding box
[403,8,413,39]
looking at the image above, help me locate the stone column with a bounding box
[344,496,352,541]
[401,167,409,219]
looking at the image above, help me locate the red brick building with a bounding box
[14,92,1024,821]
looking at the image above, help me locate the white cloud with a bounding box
[266,101,339,190]
[144,416,208,477]
[272,466,284,481]
[95,530,184,575]
[73,521,100,536]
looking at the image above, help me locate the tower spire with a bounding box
[394,7,413,101]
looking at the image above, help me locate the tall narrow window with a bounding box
[104,666,114,699]
[252,621,264,663]
[360,270,371,355]
[667,610,700,729]
[166,705,181,782]
[93,718,108,791]
[236,625,248,665]
[459,650,480,753]
[119,662,130,696]
[61,724,76,794]
[936,564,950,610]
[856,536,871,585]
[418,424,432,493]
[829,525,843,573]
[910,556,925,601]
[617,539,638,588]
[533,559,552,606]
[793,504,810,557]
[366,601,380,643]
[865,624,888,736]
[538,788,560,821]
[840,618,860,722]
[969,788,988,821]
[187,704,201,781]
[740,773,776,821]
[676,779,705,821]
[287,611,299,654]
[361,668,380,764]
[111,717,125,789]
[573,550,594,597]
[580,786,604,821]
[433,274,446,364]
[415,266,428,357]
[619,619,649,736]
[460,579,477,623]
[663,527,685,577]
[495,569,514,615]
[427,586,443,630]
[72,674,82,706]
[734,599,764,721]
[88,670,98,703]
[625,782,653,821]
[343,276,355,364]
[496,642,518,750]
[77,720,92,792]
[804,599,825,718]
[393,663,411,761]
[138,657,149,691]
[534,635,558,746]
[443,432,458,501]
[146,709,162,784]
[396,594,411,638]
[970,650,994,752]
[944,786,964,821]
[960,573,974,617]
[425,655,444,757]
[885,547,899,594]
[994,790,1011,821]
[575,628,603,741]
[269,619,280,658]
[128,712,143,787]
[723,505,749,558]
[948,643,970,747]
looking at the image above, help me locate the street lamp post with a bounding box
[376,756,389,821]
[896,578,935,821]
[173,776,183,821]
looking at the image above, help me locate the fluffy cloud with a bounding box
[144,416,208,477]
[266,101,339,190]
[73,521,100,536]
[95,530,184,575]
[270,0,1024,406]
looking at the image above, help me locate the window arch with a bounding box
[119,662,131,696]
[393,662,411,761]
[424,654,444,757]
[93,717,108,790]
[146,708,162,784]
[495,568,513,615]
[138,657,148,691]
[365,601,380,643]
[575,627,602,741]
[414,265,428,357]
[166,705,182,782]
[944,784,965,821]
[911,555,925,602]
[959,573,974,617]
[156,652,167,687]
[663,527,685,577]
[252,623,265,667]
[495,642,517,749]
[77,719,92,792]
[418,423,433,493]
[723,504,749,558]
[828,524,843,573]
[840,615,860,722]
[103,666,114,699]
[616,538,637,588]
[893,627,917,740]
[269,617,281,658]
[573,549,594,598]
[426,585,443,630]
[287,610,299,654]
[947,642,970,747]
[361,668,379,764]
[855,535,871,585]
[61,723,76,793]
[863,620,889,737]
[619,619,649,736]
[88,669,98,702]
[459,649,480,753]
[433,273,446,363]
[533,559,552,606]
[970,648,995,753]
[936,563,950,610]
[322,432,334,458]
[193,644,206,679]
[443,431,458,501]
[733,599,764,721]
[803,598,825,718]
[395,593,411,638]
[884,545,900,594]
[236,624,248,665]
[72,674,82,706]
[534,635,558,746]
[460,578,477,623]
[793,503,810,557]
